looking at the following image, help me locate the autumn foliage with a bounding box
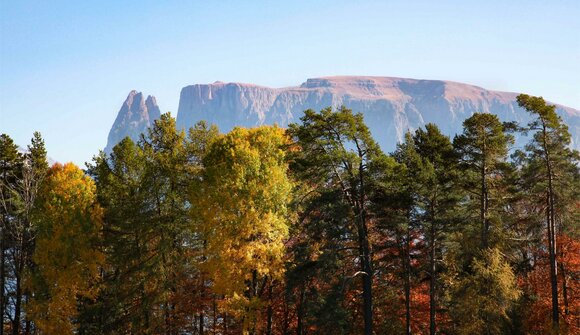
[27,163,103,334]
[1,94,578,334]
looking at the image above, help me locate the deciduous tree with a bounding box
[194,126,292,334]
[27,163,103,334]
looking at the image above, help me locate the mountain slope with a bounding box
[105,90,161,153]
[106,77,580,153]
[175,76,580,152]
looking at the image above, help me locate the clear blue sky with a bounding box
[1,0,579,166]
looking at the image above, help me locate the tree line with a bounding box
[0,94,578,334]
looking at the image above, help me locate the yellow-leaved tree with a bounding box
[193,126,293,334]
[27,163,104,335]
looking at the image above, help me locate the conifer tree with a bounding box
[454,113,514,249]
[517,94,580,332]
[0,134,23,335]
[389,132,427,335]
[288,107,395,335]
[9,132,48,335]
[447,113,521,334]
[86,113,211,334]
[412,124,459,335]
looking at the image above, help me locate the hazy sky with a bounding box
[1,1,579,166]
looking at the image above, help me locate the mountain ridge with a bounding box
[106,76,580,153]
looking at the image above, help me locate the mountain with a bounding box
[104,90,161,153]
[107,77,580,153]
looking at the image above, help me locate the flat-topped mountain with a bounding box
[105,90,161,153]
[175,76,580,152]
[107,77,580,153]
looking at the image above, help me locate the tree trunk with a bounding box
[141,284,150,334]
[0,228,5,335]
[404,221,411,335]
[212,295,217,334]
[223,312,228,335]
[560,262,569,316]
[12,237,24,335]
[542,123,559,332]
[547,195,559,331]
[199,312,204,335]
[266,285,273,335]
[296,285,305,335]
[358,219,373,335]
[357,157,373,335]
[164,300,171,335]
[13,256,22,335]
[481,153,489,249]
[282,292,290,335]
[429,220,436,335]
[24,294,31,335]
[249,270,258,335]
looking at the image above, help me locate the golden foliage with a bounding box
[194,126,293,329]
[26,163,104,335]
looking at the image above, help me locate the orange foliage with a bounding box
[522,234,579,334]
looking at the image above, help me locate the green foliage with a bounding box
[454,113,514,249]
[3,101,579,334]
[84,113,213,334]
[287,106,395,335]
[516,94,580,333]
[517,94,580,236]
[1,132,48,334]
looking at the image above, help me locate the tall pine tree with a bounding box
[517,94,580,333]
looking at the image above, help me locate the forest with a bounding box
[0,94,578,335]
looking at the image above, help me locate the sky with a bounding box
[1,0,579,166]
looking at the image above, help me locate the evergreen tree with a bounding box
[412,124,459,334]
[517,94,580,333]
[454,113,514,249]
[390,132,425,335]
[0,134,23,335]
[85,115,218,334]
[8,132,48,335]
[447,113,521,334]
[287,107,395,335]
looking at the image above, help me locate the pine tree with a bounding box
[412,124,459,334]
[85,113,211,334]
[287,107,395,335]
[0,134,23,335]
[9,132,48,335]
[517,94,580,333]
[391,132,425,335]
[454,113,514,249]
[447,113,521,334]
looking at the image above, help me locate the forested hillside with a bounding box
[1,94,578,334]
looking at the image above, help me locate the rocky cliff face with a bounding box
[106,77,580,154]
[105,90,161,153]
[175,76,580,152]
